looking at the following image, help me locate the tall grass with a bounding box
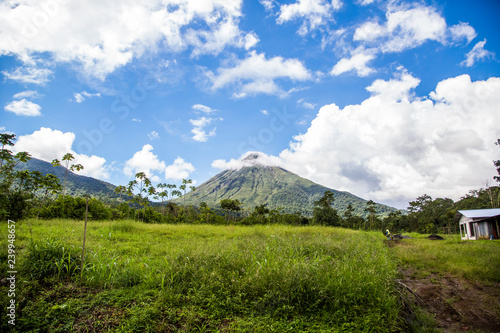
[1,219,403,332]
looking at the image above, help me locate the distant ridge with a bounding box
[17,157,118,198]
[179,153,398,217]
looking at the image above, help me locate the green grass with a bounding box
[388,234,500,282]
[1,219,403,332]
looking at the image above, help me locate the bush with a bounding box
[21,239,81,281]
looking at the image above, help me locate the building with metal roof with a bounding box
[458,208,500,240]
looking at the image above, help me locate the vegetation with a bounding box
[391,234,500,282]
[3,132,500,233]
[175,165,397,217]
[1,220,403,332]
[2,134,500,332]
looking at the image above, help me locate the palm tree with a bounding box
[52,153,84,195]
[180,178,192,207]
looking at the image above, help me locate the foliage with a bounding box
[313,190,341,226]
[219,198,242,221]
[0,133,64,220]
[384,188,500,234]
[175,165,397,218]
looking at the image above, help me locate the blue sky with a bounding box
[1,0,499,209]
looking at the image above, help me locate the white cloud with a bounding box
[461,39,494,67]
[2,67,52,84]
[124,144,166,180]
[12,90,41,100]
[189,116,217,142]
[148,131,160,140]
[277,71,500,208]
[186,16,258,57]
[124,145,195,182]
[353,21,385,42]
[212,151,283,171]
[5,99,41,116]
[192,104,217,114]
[261,109,269,115]
[331,48,376,77]
[297,98,315,109]
[356,0,376,5]
[277,0,342,36]
[208,51,312,98]
[449,22,476,44]
[259,0,275,11]
[353,6,447,53]
[0,0,251,79]
[74,91,101,103]
[13,127,110,179]
[164,157,195,180]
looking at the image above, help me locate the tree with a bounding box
[156,183,168,215]
[114,185,127,202]
[253,204,270,224]
[219,198,242,222]
[0,133,35,220]
[52,153,84,195]
[179,178,192,207]
[126,172,152,221]
[313,191,340,226]
[364,200,377,230]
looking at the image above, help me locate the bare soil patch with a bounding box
[398,267,500,332]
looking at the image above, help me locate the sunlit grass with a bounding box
[1,219,403,332]
[389,234,500,282]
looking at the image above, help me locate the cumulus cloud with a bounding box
[277,0,342,36]
[336,4,475,78]
[164,157,195,180]
[449,22,476,44]
[259,0,275,11]
[124,145,195,182]
[0,0,252,79]
[124,144,166,181]
[208,51,312,98]
[13,127,110,179]
[354,6,447,53]
[5,99,41,116]
[2,67,52,84]
[461,39,494,67]
[189,117,218,142]
[275,71,500,208]
[331,48,376,77]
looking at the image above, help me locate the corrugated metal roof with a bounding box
[458,208,500,219]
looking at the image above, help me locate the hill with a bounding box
[179,153,397,217]
[17,157,119,198]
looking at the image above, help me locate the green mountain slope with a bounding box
[17,157,118,198]
[179,154,397,217]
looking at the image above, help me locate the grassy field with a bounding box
[390,233,500,283]
[1,220,499,332]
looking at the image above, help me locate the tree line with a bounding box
[2,132,500,234]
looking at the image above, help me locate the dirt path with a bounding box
[398,267,500,332]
